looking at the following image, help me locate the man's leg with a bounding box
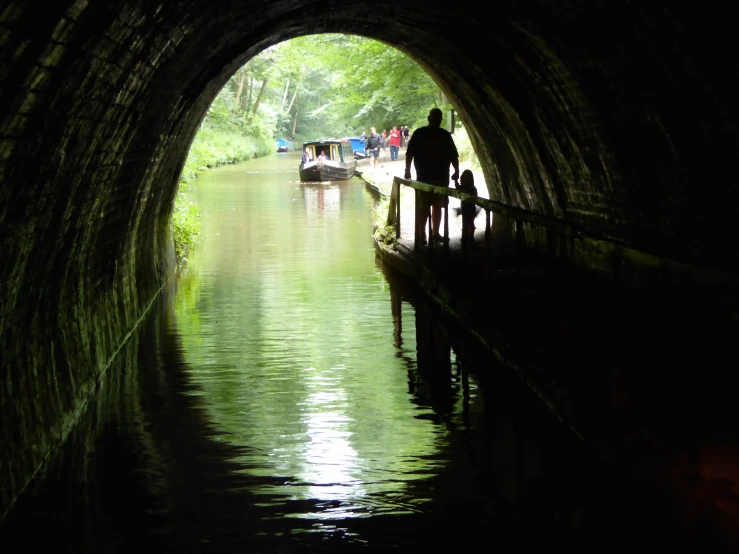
[432,205,443,238]
[416,192,429,243]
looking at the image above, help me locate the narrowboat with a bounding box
[276,138,292,152]
[299,138,357,182]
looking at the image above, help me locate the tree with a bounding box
[247,77,269,126]
[203,33,449,143]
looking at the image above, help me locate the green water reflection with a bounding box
[174,153,461,519]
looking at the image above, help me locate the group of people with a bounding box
[360,110,477,244]
[361,125,411,168]
[300,109,478,245]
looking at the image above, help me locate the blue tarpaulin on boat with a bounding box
[276,138,292,151]
[347,137,366,158]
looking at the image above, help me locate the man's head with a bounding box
[393,126,398,131]
[427,108,443,127]
[370,127,377,135]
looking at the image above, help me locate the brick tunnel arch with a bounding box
[1,1,737,518]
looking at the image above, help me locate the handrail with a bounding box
[385,177,737,288]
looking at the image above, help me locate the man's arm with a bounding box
[404,133,415,179]
[449,134,460,181]
[451,157,459,182]
[404,152,414,179]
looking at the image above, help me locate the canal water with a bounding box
[0,153,688,552]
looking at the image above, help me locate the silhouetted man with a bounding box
[404,108,459,243]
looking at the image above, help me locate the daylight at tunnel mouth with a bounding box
[1,2,739,552]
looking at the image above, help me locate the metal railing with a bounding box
[384,177,738,289]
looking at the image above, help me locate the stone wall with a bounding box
[1,0,737,517]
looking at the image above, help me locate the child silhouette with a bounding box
[454,169,479,243]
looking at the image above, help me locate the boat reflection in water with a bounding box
[301,182,342,218]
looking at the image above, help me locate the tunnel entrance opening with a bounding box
[173,32,483,265]
[2,5,738,544]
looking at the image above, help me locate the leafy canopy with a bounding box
[203,34,454,143]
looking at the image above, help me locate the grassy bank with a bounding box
[173,127,273,265]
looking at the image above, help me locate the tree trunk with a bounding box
[291,104,299,135]
[247,78,269,126]
[286,82,299,114]
[286,67,307,114]
[240,70,249,111]
[281,77,290,111]
[246,76,254,114]
[233,67,246,114]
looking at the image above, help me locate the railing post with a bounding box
[484,209,492,281]
[485,208,492,248]
[396,183,401,239]
[515,219,523,278]
[514,219,523,322]
[387,178,402,239]
[427,201,433,254]
[414,188,422,252]
[387,177,399,228]
[443,201,450,255]
[391,282,402,349]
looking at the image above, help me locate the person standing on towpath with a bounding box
[366,127,382,170]
[404,108,460,243]
[389,126,401,161]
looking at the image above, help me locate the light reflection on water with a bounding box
[176,154,450,520]
[0,152,692,552]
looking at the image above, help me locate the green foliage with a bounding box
[174,73,275,264]
[173,182,202,265]
[174,33,479,265]
[454,125,481,170]
[187,126,272,171]
[374,195,390,227]
[375,223,396,246]
[260,34,450,139]
[205,86,236,131]
[373,197,396,246]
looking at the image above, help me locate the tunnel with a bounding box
[1,0,738,524]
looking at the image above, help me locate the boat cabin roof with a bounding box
[302,138,347,146]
